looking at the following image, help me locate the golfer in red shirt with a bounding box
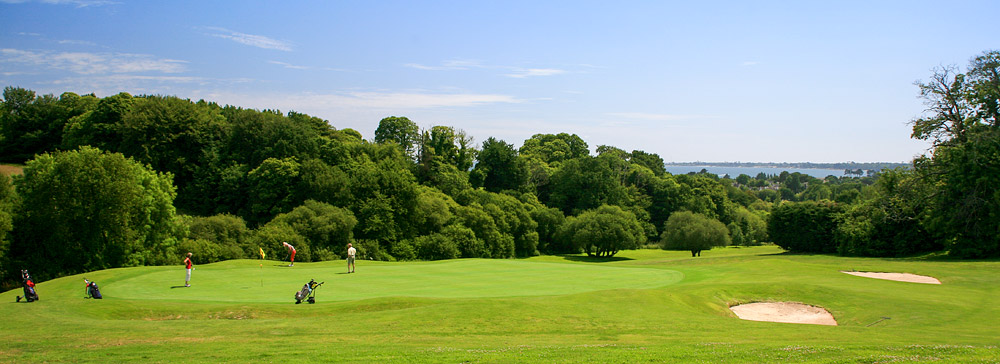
[282,242,296,267]
[184,252,193,287]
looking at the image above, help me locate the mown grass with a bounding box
[2,246,998,363]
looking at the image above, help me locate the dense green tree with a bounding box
[295,158,351,207]
[245,157,302,225]
[560,205,645,258]
[911,50,1000,258]
[735,174,752,186]
[472,137,528,192]
[628,150,667,176]
[182,213,249,262]
[519,133,589,167]
[412,233,460,260]
[454,203,509,258]
[457,189,539,257]
[418,125,476,172]
[674,173,735,223]
[547,154,629,215]
[374,116,420,158]
[343,154,420,248]
[250,222,310,262]
[414,186,459,236]
[1,88,96,163]
[268,200,357,260]
[768,201,842,253]
[9,147,181,280]
[661,211,731,257]
[835,169,939,257]
[530,206,566,253]
[0,173,14,279]
[728,207,768,246]
[107,96,228,212]
[800,183,833,201]
[221,107,322,168]
[415,126,475,196]
[440,224,483,259]
[61,92,134,151]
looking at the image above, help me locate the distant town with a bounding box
[664,162,911,171]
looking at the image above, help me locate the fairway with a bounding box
[114,259,683,303]
[3,246,1000,363]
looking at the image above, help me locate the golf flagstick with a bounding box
[259,247,266,287]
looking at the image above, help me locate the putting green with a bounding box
[110,259,683,303]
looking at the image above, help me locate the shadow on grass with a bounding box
[557,255,634,263]
[169,285,188,289]
[756,249,1000,263]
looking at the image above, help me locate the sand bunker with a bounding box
[730,302,837,326]
[841,271,941,284]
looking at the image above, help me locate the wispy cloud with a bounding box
[268,60,309,70]
[606,112,710,122]
[202,27,292,51]
[57,39,98,46]
[323,91,522,109]
[1,48,187,74]
[1,0,118,7]
[405,59,483,71]
[51,74,204,85]
[204,90,524,115]
[406,60,567,78]
[268,60,346,72]
[505,68,566,78]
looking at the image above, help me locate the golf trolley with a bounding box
[294,279,324,304]
[16,269,39,303]
[84,278,103,299]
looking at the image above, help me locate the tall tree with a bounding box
[374,116,420,158]
[0,88,96,163]
[9,147,181,280]
[560,205,645,258]
[519,133,589,167]
[472,137,527,192]
[661,211,730,257]
[911,50,1000,258]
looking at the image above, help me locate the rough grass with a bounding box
[0,164,23,176]
[2,246,998,363]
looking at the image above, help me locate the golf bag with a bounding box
[17,269,39,303]
[294,279,324,304]
[84,278,103,299]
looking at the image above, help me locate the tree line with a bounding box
[0,50,996,285]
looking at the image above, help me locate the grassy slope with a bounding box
[1,246,998,363]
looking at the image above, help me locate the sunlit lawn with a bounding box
[2,246,998,363]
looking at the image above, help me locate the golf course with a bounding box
[2,246,998,363]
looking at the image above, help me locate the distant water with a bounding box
[664,165,850,179]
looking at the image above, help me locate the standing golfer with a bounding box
[183,252,193,287]
[347,243,356,273]
[282,242,296,266]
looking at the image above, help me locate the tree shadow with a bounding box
[557,255,634,263]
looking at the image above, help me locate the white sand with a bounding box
[730,302,837,326]
[841,271,941,284]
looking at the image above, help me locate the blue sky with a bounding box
[1,0,997,162]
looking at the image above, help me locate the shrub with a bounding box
[661,211,730,257]
[768,201,841,253]
[414,233,460,260]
